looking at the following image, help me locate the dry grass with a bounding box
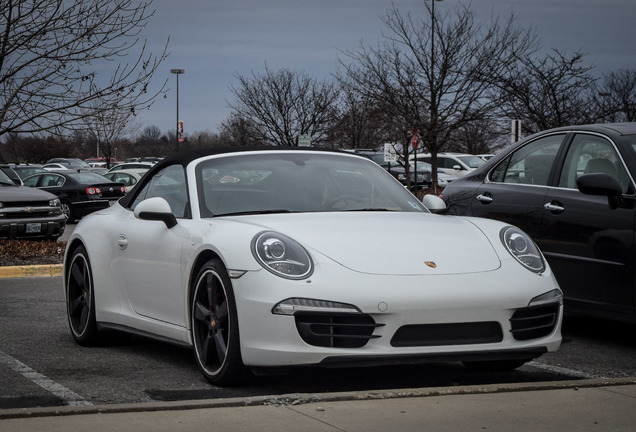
[0,239,66,266]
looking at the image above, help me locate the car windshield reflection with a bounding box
[196,152,426,217]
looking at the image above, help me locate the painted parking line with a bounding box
[0,350,92,406]
[528,360,605,380]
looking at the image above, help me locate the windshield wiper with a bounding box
[213,209,296,217]
[346,208,394,212]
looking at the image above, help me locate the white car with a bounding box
[106,162,155,173]
[411,153,486,178]
[102,168,148,192]
[64,148,562,385]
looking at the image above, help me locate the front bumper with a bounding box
[0,216,66,239]
[232,260,563,368]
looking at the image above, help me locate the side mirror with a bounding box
[422,194,446,214]
[134,197,178,228]
[453,164,462,171]
[576,173,623,209]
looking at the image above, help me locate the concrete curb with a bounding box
[0,264,63,278]
[2,377,635,420]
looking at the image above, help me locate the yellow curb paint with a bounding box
[0,264,63,278]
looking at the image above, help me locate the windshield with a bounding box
[457,155,485,169]
[0,169,15,185]
[196,152,427,217]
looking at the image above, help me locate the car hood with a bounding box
[230,212,501,275]
[0,184,57,202]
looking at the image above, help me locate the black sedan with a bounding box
[23,170,126,222]
[441,122,636,323]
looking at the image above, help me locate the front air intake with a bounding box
[294,313,382,348]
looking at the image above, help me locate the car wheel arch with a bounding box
[188,250,225,317]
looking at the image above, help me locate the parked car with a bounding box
[46,158,93,171]
[9,163,45,180]
[0,164,22,185]
[411,153,485,178]
[106,161,155,173]
[476,154,495,161]
[23,170,126,222]
[386,162,455,188]
[102,168,148,192]
[0,168,65,240]
[441,122,636,324]
[355,150,453,188]
[43,163,73,171]
[63,147,562,386]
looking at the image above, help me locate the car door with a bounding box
[540,132,636,315]
[112,164,191,327]
[469,133,568,240]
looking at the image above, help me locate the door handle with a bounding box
[544,202,565,213]
[476,193,494,203]
[117,234,128,250]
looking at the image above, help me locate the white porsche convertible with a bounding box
[64,148,562,385]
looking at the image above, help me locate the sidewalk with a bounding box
[2,379,636,432]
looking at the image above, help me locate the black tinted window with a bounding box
[490,134,565,185]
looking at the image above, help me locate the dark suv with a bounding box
[0,165,66,240]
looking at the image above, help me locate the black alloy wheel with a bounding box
[66,246,100,345]
[191,258,248,386]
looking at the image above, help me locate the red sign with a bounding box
[411,129,419,149]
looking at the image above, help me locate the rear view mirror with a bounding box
[422,194,446,214]
[576,173,623,209]
[134,197,178,228]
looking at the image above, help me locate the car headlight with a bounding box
[252,231,313,279]
[500,226,545,273]
[49,198,61,208]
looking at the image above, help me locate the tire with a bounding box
[462,359,530,372]
[61,201,74,223]
[191,258,249,386]
[65,245,101,346]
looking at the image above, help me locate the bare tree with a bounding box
[0,0,169,138]
[330,74,389,149]
[338,1,538,191]
[594,69,636,122]
[491,49,597,134]
[228,65,340,146]
[82,99,141,167]
[219,113,262,147]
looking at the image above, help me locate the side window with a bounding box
[131,165,189,218]
[558,134,633,193]
[490,134,565,185]
[23,175,40,187]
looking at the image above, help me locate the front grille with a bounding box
[294,312,382,348]
[510,303,560,341]
[0,202,55,219]
[391,322,503,347]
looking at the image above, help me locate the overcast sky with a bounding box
[132,0,636,136]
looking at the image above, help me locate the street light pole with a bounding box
[170,68,185,151]
[430,0,443,125]
[430,0,443,193]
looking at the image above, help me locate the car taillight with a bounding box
[86,187,101,195]
[120,186,126,193]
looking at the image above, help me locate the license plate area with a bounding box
[26,223,42,234]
